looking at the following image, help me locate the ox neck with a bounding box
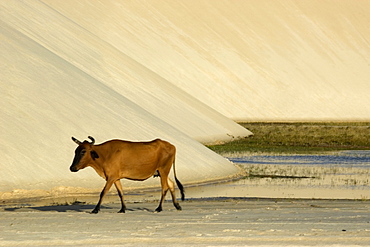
[89,146,107,180]
[90,162,107,180]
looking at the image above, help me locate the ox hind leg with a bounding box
[167,177,182,211]
[114,180,126,213]
[155,173,181,212]
[155,173,168,212]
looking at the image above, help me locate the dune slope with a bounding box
[0,1,250,197]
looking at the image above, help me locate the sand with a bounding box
[44,0,370,121]
[1,196,369,246]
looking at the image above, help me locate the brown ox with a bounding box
[70,136,184,214]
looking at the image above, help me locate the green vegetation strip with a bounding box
[208,122,370,154]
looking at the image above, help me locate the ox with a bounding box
[70,136,185,214]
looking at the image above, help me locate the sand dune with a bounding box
[0,1,251,196]
[1,0,369,197]
[45,0,370,121]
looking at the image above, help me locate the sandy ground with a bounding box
[1,155,369,246]
[1,192,370,246]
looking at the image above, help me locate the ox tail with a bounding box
[173,158,185,201]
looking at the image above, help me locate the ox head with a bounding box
[70,136,99,172]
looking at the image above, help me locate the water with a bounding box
[185,150,370,200]
[228,150,370,169]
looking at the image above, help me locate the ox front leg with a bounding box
[92,179,115,214]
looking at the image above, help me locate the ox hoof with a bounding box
[91,209,100,214]
[118,209,126,213]
[174,203,182,211]
[155,207,162,213]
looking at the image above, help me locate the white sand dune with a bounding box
[45,0,370,121]
[1,0,369,199]
[0,1,251,197]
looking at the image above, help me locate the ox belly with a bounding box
[118,160,159,181]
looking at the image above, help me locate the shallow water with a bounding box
[228,150,370,169]
[185,151,370,200]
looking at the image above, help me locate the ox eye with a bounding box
[80,149,86,156]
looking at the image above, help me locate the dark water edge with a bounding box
[228,150,370,169]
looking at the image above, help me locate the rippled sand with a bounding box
[1,198,370,246]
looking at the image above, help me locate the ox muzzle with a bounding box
[70,147,86,172]
[70,156,82,172]
[70,165,79,172]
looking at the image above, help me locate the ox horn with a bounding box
[88,136,95,145]
[72,137,82,145]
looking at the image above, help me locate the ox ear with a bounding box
[90,150,99,160]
